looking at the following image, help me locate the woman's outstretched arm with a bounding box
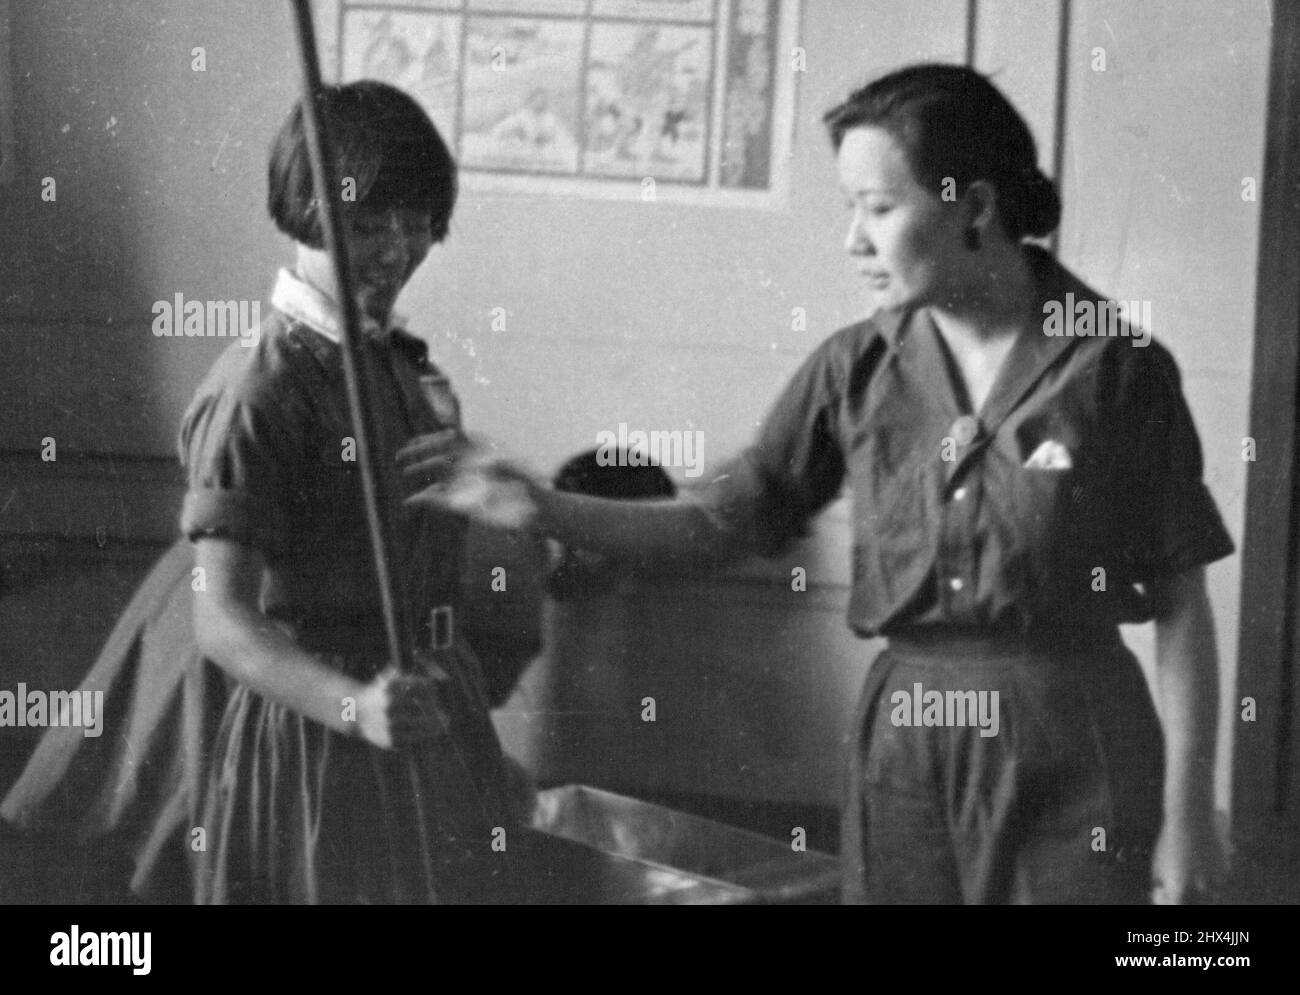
[399,431,746,568]
[529,488,739,567]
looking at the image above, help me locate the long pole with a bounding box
[287,0,437,902]
[287,2,411,675]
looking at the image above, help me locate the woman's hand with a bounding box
[403,437,543,531]
[1152,811,1229,904]
[354,668,452,750]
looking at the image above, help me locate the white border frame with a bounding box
[0,0,15,186]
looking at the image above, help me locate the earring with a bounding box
[963,227,981,252]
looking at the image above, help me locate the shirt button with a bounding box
[948,577,965,592]
[953,486,967,502]
[951,415,980,447]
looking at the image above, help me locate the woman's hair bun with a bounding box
[1019,168,1062,240]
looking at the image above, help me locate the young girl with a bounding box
[4,81,518,904]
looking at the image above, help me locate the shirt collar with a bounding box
[895,244,1099,437]
[269,267,410,344]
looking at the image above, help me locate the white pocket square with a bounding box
[1024,440,1073,470]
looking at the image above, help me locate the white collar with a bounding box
[269,267,409,343]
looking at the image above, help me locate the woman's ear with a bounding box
[962,179,1001,238]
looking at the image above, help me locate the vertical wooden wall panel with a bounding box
[1234,0,1300,823]
[974,0,1063,175]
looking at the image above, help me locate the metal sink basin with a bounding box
[527,785,840,904]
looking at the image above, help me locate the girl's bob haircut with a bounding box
[268,80,457,247]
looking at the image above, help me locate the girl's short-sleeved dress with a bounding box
[176,269,515,903]
[3,269,516,904]
[693,245,1235,904]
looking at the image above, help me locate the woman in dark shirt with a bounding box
[408,64,1233,904]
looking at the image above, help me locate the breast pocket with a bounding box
[1006,463,1095,608]
[1011,466,1079,543]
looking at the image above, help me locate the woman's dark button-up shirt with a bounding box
[695,247,1235,637]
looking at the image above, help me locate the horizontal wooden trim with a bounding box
[0,448,854,594]
[0,448,183,546]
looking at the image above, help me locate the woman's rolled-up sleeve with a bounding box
[1114,343,1235,582]
[178,375,309,560]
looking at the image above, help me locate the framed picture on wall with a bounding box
[0,0,13,186]
[315,0,801,209]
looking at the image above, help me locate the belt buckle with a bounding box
[428,605,455,651]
